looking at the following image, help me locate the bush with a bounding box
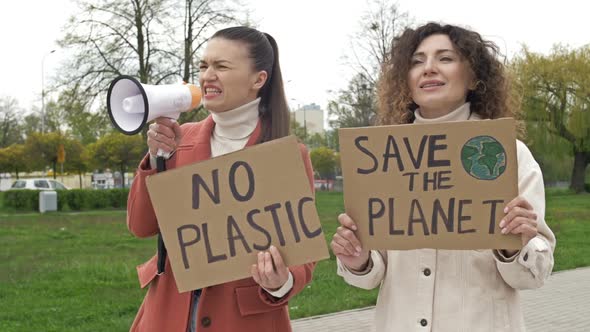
[108,188,128,209]
[4,190,40,211]
[3,188,129,212]
[56,190,68,210]
[63,189,87,211]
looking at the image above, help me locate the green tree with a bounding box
[24,132,66,177]
[310,147,337,180]
[21,113,42,138]
[0,144,29,179]
[42,100,67,134]
[513,45,590,192]
[178,105,209,125]
[324,129,340,152]
[90,132,146,186]
[0,97,24,148]
[307,133,327,150]
[63,139,88,188]
[328,73,377,128]
[58,90,111,145]
[290,116,308,142]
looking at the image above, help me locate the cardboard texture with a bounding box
[338,118,521,250]
[146,135,329,292]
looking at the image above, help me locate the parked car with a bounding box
[10,178,70,190]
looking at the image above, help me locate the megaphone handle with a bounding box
[156,155,168,275]
[154,124,178,274]
[156,155,167,172]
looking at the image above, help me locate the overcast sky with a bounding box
[0,0,588,115]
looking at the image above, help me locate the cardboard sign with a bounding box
[146,136,329,292]
[339,118,521,250]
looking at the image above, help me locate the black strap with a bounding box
[156,156,168,274]
[157,233,167,274]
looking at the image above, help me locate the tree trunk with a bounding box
[570,151,588,193]
[78,171,83,189]
[183,0,193,83]
[121,164,126,188]
[183,38,192,83]
[53,160,57,180]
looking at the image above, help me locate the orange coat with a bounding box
[127,116,316,332]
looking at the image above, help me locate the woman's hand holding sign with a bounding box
[331,213,371,271]
[500,196,539,254]
[251,246,290,291]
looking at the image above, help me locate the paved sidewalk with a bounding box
[292,267,590,332]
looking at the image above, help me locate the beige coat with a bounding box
[337,104,556,332]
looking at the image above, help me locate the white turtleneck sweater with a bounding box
[209,97,294,298]
[413,102,479,123]
[209,98,261,158]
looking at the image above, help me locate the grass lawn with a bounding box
[0,191,588,331]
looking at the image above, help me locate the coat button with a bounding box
[423,268,431,276]
[420,318,428,326]
[523,253,529,261]
[201,316,211,327]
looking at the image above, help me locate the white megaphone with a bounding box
[106,75,202,156]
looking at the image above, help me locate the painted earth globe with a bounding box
[461,136,506,180]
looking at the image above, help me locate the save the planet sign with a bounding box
[338,118,521,250]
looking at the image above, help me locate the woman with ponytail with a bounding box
[127,26,316,332]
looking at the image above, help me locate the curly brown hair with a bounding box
[377,22,516,125]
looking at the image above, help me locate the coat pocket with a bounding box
[137,254,158,288]
[235,285,286,316]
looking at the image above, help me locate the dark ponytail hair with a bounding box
[211,27,289,143]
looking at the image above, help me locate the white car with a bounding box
[10,178,70,190]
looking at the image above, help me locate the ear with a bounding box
[468,69,478,91]
[252,70,268,91]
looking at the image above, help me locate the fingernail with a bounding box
[270,245,275,250]
[501,228,507,234]
[503,207,508,213]
[499,219,505,228]
[356,246,362,253]
[354,252,360,257]
[352,225,357,231]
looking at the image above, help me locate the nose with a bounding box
[201,66,217,82]
[422,57,437,76]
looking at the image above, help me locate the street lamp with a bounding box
[41,49,56,133]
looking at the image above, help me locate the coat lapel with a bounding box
[187,114,262,163]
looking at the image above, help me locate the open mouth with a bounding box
[204,87,222,96]
[420,82,445,88]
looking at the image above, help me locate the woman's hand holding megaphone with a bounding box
[147,117,182,161]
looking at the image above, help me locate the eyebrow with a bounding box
[412,49,458,57]
[199,59,232,65]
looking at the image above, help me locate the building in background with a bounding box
[293,103,325,136]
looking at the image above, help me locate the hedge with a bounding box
[3,188,130,212]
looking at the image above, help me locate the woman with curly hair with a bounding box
[331,23,555,331]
